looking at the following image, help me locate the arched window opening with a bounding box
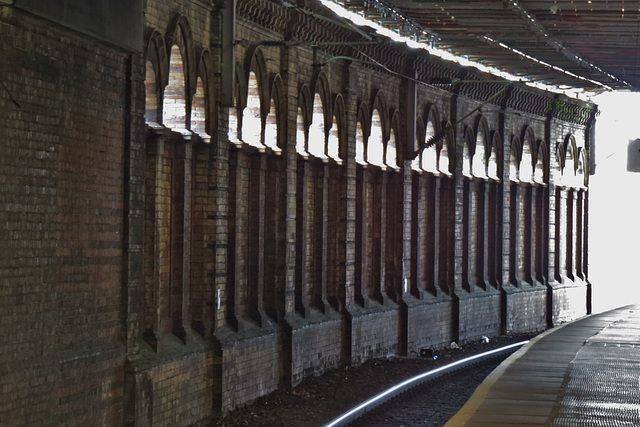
[520,140,534,183]
[509,149,519,182]
[368,109,385,168]
[576,151,585,188]
[309,93,327,160]
[190,76,209,140]
[242,71,264,150]
[295,106,308,157]
[411,125,421,171]
[328,115,342,164]
[473,133,487,178]
[386,128,398,169]
[438,139,452,176]
[163,45,187,131]
[421,121,438,173]
[144,60,158,125]
[534,155,544,183]
[462,141,472,177]
[487,146,499,180]
[264,97,281,153]
[228,106,240,144]
[356,121,366,165]
[563,145,575,187]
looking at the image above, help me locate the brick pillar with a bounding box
[415,173,428,296]
[454,171,464,292]
[432,175,442,295]
[576,189,584,281]
[515,184,528,285]
[567,189,577,281]
[530,185,539,283]
[556,187,568,282]
[480,180,490,288]
[401,162,413,298]
[468,179,479,289]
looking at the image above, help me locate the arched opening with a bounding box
[190,76,208,138]
[356,122,366,165]
[462,140,472,178]
[386,128,398,169]
[328,114,341,164]
[487,144,499,180]
[264,97,280,153]
[296,106,308,157]
[520,140,534,183]
[438,139,452,176]
[509,148,519,182]
[163,45,187,131]
[309,93,326,159]
[473,132,487,178]
[368,109,385,168]
[242,71,263,150]
[144,60,158,124]
[421,121,438,173]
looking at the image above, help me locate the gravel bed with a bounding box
[213,333,535,427]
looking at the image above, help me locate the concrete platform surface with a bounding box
[447,304,640,426]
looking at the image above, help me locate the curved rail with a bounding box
[324,341,529,427]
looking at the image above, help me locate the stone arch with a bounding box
[423,104,442,146]
[420,105,440,173]
[164,16,196,131]
[520,126,536,182]
[330,93,347,163]
[266,73,286,152]
[488,131,503,180]
[510,135,522,181]
[462,126,475,177]
[438,120,455,175]
[308,72,331,159]
[535,139,550,183]
[412,115,426,171]
[240,48,269,149]
[473,116,490,178]
[388,109,403,168]
[371,90,390,142]
[296,84,312,156]
[578,147,588,187]
[356,100,371,165]
[228,62,246,144]
[191,49,213,139]
[144,28,168,126]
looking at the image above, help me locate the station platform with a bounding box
[447,304,640,426]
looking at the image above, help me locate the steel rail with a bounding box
[324,341,529,427]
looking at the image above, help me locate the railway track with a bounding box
[324,341,528,427]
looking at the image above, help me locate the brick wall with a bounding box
[1,0,596,423]
[504,286,548,333]
[350,306,402,365]
[0,8,127,425]
[405,298,455,354]
[457,291,502,342]
[290,316,343,386]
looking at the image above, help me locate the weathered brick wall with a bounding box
[290,317,343,386]
[0,8,127,425]
[458,291,502,342]
[350,307,401,365]
[1,0,597,423]
[551,283,588,325]
[504,287,548,333]
[406,299,455,354]
[129,345,215,427]
[217,330,283,410]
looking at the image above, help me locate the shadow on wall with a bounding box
[589,92,640,313]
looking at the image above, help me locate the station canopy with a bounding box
[324,0,640,93]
